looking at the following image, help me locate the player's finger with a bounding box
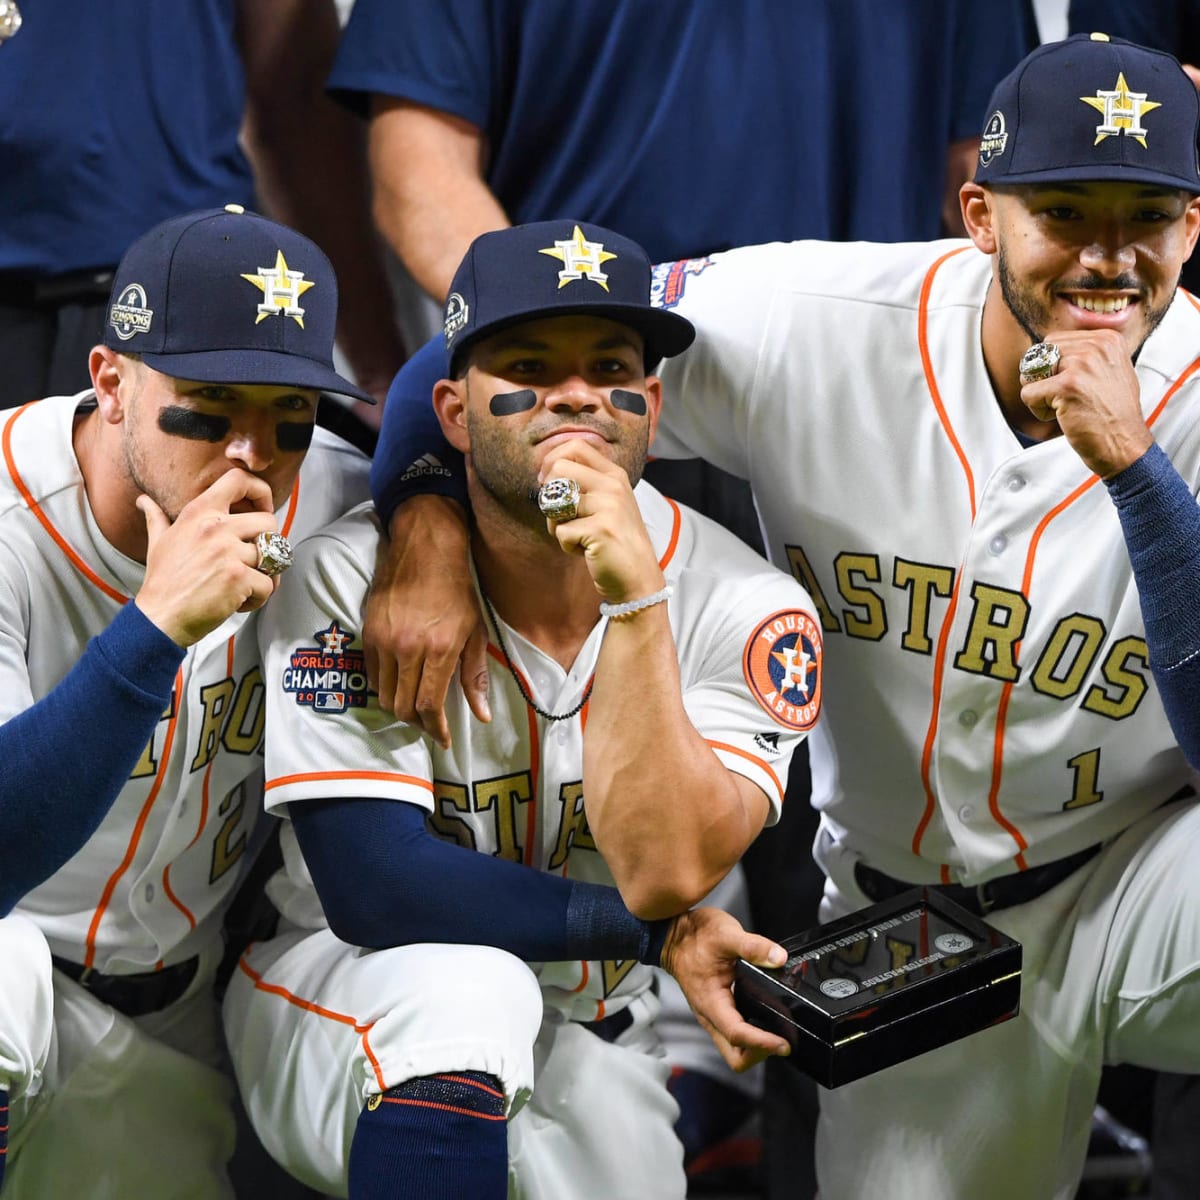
[136,493,170,549]
[461,620,492,725]
[201,466,277,515]
[236,572,279,613]
[737,934,789,970]
[413,652,459,749]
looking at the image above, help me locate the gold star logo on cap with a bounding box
[1080,72,1162,148]
[242,250,315,326]
[539,225,617,290]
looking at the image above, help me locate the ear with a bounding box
[90,346,129,425]
[960,183,998,255]
[432,378,470,453]
[643,375,664,447]
[1182,196,1200,262]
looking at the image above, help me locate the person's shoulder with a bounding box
[0,394,88,518]
[659,238,985,323]
[637,483,809,602]
[1139,288,1200,386]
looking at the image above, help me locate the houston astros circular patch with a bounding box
[743,609,822,731]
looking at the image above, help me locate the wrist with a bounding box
[601,583,674,621]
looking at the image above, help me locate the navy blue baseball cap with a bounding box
[442,220,695,376]
[102,205,373,403]
[975,32,1200,193]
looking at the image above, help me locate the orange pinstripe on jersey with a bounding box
[237,953,386,1091]
[161,635,238,933]
[84,664,186,968]
[912,247,975,867]
[3,403,128,605]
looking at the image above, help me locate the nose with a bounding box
[544,376,601,414]
[224,413,276,473]
[1078,221,1137,277]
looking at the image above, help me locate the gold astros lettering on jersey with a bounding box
[546,782,596,871]
[428,781,476,849]
[473,772,533,863]
[190,666,267,772]
[601,959,636,997]
[129,691,178,779]
[788,546,1150,721]
[892,559,955,655]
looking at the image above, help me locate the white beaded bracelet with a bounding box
[600,584,674,619]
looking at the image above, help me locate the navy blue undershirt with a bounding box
[291,796,670,967]
[1104,442,1200,768]
[0,602,183,915]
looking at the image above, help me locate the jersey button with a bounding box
[958,805,975,822]
[1007,474,1026,492]
[144,883,155,902]
[988,533,1008,555]
[958,709,978,727]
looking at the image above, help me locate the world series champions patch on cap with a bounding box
[974,32,1200,193]
[743,610,823,732]
[442,220,695,376]
[102,205,373,403]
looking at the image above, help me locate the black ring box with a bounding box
[733,887,1022,1088]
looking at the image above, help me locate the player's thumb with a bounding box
[136,493,169,549]
[740,934,788,970]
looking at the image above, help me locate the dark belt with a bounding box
[854,841,1104,918]
[0,268,115,308]
[52,954,200,1017]
[580,1005,634,1043]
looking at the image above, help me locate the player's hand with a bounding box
[538,440,665,604]
[135,469,280,647]
[659,907,792,1073]
[1019,329,1153,478]
[362,495,490,746]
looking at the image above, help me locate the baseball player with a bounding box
[222,220,819,1199]
[0,206,372,1197]
[364,33,1200,1200]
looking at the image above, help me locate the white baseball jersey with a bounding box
[0,393,370,972]
[650,240,1200,888]
[0,915,52,1105]
[258,482,820,1021]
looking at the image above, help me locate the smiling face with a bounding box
[103,352,318,519]
[971,180,1200,362]
[434,314,662,527]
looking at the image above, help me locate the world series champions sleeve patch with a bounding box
[282,621,370,714]
[743,610,823,731]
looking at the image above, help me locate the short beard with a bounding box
[997,241,1179,361]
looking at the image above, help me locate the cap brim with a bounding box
[984,165,1200,194]
[449,302,696,374]
[138,348,376,403]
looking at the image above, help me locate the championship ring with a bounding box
[537,477,581,522]
[254,531,294,577]
[1018,341,1061,385]
[734,888,1022,1088]
[0,0,20,40]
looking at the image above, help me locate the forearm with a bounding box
[239,0,405,400]
[1105,441,1200,766]
[371,335,466,521]
[368,98,508,301]
[291,797,669,963]
[585,608,765,920]
[0,603,183,913]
